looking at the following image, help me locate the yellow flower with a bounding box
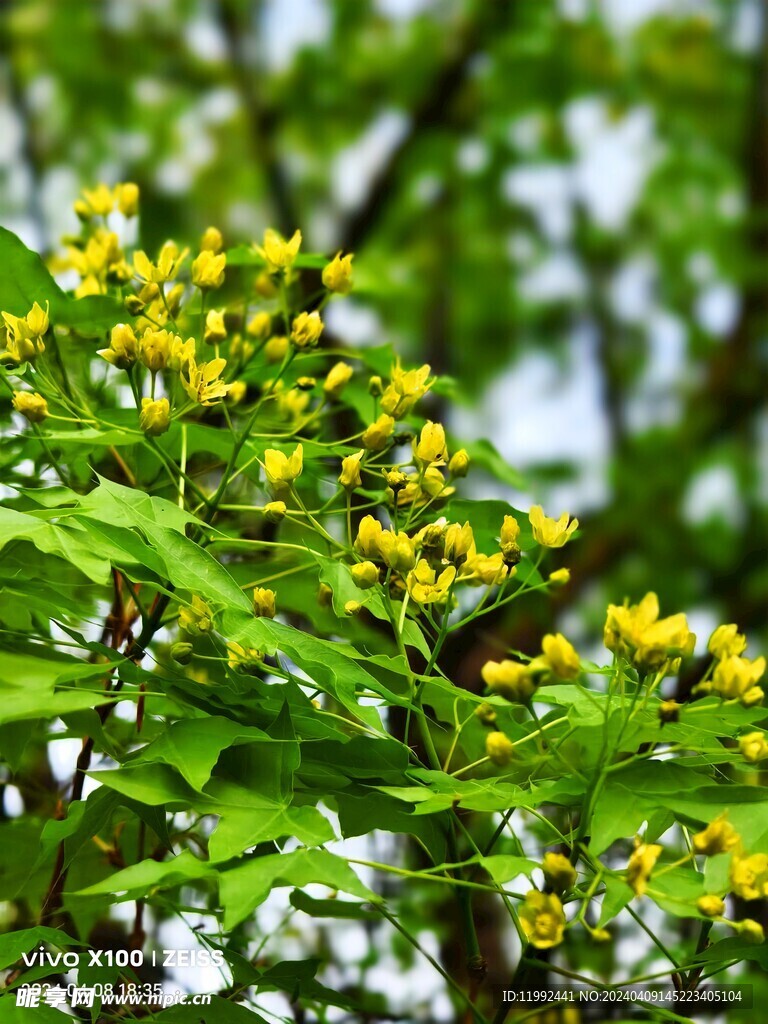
[604,592,694,672]
[379,531,417,574]
[99,323,138,369]
[2,302,49,362]
[351,561,379,589]
[461,548,510,586]
[139,397,170,436]
[448,448,470,477]
[486,731,515,766]
[542,852,577,893]
[200,226,224,253]
[692,813,740,856]
[626,843,662,896]
[323,361,353,398]
[345,600,362,616]
[339,450,364,490]
[380,360,432,418]
[264,444,304,490]
[247,311,272,339]
[541,633,581,679]
[264,335,289,363]
[179,595,213,636]
[291,310,324,349]
[167,335,196,374]
[708,624,747,660]
[134,241,188,284]
[138,328,175,372]
[711,655,765,706]
[192,250,226,290]
[520,891,566,949]
[658,699,681,724]
[362,414,395,452]
[75,182,114,218]
[204,309,227,344]
[475,702,497,725]
[227,642,263,671]
[730,853,768,901]
[12,391,48,423]
[481,660,535,703]
[181,355,231,406]
[322,251,354,293]
[406,559,456,603]
[739,731,768,762]
[414,421,448,466]
[696,895,725,918]
[253,587,276,619]
[114,182,139,217]
[529,505,578,548]
[354,515,383,558]
[258,228,302,271]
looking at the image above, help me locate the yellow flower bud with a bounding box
[344,600,362,616]
[339,450,364,491]
[114,182,139,217]
[26,301,50,338]
[548,568,570,586]
[693,813,740,856]
[351,561,379,589]
[739,731,768,762]
[626,842,662,896]
[12,391,48,423]
[379,531,417,574]
[448,448,470,477]
[541,633,580,679]
[264,444,304,491]
[475,702,497,725]
[709,624,747,660]
[380,360,431,417]
[696,895,725,918]
[362,414,395,452]
[542,852,577,893]
[264,500,287,523]
[529,505,578,548]
[368,375,383,397]
[200,225,224,253]
[179,595,213,636]
[247,311,272,339]
[324,360,353,398]
[658,699,681,724]
[414,421,448,466]
[227,381,247,405]
[735,919,765,943]
[264,335,289,363]
[444,522,474,565]
[258,228,301,271]
[99,323,138,369]
[192,250,226,289]
[322,251,354,293]
[227,642,263,671]
[291,310,324,349]
[591,928,612,943]
[139,328,173,372]
[78,183,114,217]
[253,587,276,619]
[255,271,278,298]
[354,515,383,559]
[482,660,535,703]
[204,309,227,344]
[486,731,515,766]
[296,376,316,391]
[139,397,171,436]
[520,891,566,948]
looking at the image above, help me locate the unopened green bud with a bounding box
[171,641,194,665]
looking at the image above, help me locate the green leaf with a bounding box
[0,927,85,970]
[0,227,125,335]
[219,848,376,929]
